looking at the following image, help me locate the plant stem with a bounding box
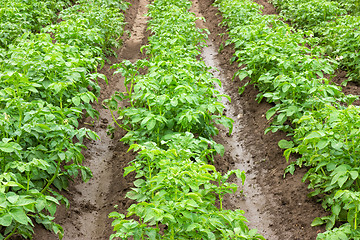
[41,158,61,194]
[16,106,23,144]
[110,109,130,131]
[171,225,175,240]
[220,195,223,211]
[147,99,151,111]
[355,206,357,230]
[4,224,18,240]
[26,172,30,191]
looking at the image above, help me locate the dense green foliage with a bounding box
[271,0,360,82]
[0,0,127,239]
[44,0,128,56]
[0,0,71,48]
[330,0,360,15]
[106,0,264,239]
[215,0,360,239]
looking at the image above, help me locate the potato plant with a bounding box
[43,0,129,57]
[316,16,360,82]
[0,0,71,48]
[106,0,264,239]
[271,0,360,82]
[215,0,360,239]
[330,0,360,15]
[0,0,128,239]
[270,0,347,29]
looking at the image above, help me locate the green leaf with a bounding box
[0,142,22,153]
[36,198,46,212]
[87,130,100,141]
[143,208,155,223]
[187,223,200,231]
[266,107,277,120]
[349,171,359,180]
[239,171,246,185]
[58,152,66,161]
[207,231,216,240]
[284,147,295,161]
[237,71,248,81]
[305,131,324,140]
[108,212,124,219]
[47,202,57,216]
[0,214,12,226]
[141,116,152,127]
[284,164,295,177]
[43,195,57,204]
[36,124,51,131]
[163,213,175,223]
[72,96,81,106]
[52,224,64,240]
[331,141,343,150]
[170,98,178,107]
[311,217,324,226]
[331,173,342,186]
[186,199,199,208]
[248,228,258,236]
[16,197,36,207]
[147,120,156,131]
[186,193,203,203]
[147,228,158,239]
[316,139,329,150]
[124,165,136,177]
[214,144,225,157]
[81,94,90,104]
[134,179,145,187]
[278,140,294,149]
[337,175,348,188]
[332,204,341,216]
[286,106,298,117]
[9,207,28,225]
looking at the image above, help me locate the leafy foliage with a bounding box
[0,0,71,48]
[106,0,264,239]
[316,16,360,82]
[43,0,129,56]
[215,0,360,238]
[271,0,360,82]
[271,0,347,29]
[0,0,128,239]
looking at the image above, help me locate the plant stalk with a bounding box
[41,158,61,194]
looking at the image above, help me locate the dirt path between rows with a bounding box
[193,0,327,239]
[30,0,148,239]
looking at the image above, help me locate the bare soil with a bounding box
[25,0,360,240]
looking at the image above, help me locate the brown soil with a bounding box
[254,0,277,15]
[331,70,360,105]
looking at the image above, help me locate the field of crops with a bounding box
[1,0,360,239]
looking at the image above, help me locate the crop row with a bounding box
[214,0,360,239]
[0,0,71,48]
[106,0,264,239]
[270,0,360,82]
[0,0,127,239]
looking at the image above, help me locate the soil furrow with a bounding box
[193,0,327,239]
[31,0,148,239]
